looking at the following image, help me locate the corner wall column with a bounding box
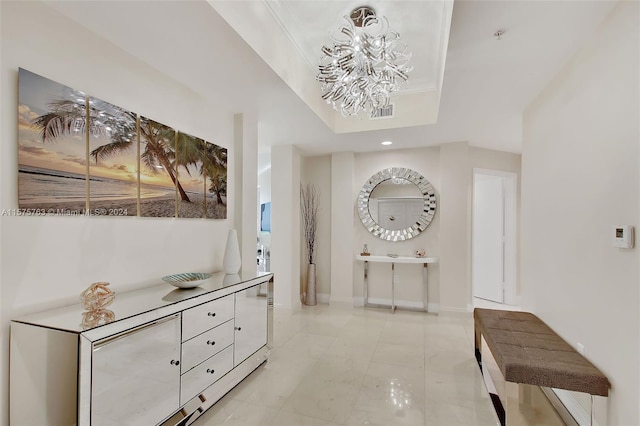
[330,152,355,306]
[271,145,302,310]
[233,113,258,277]
[439,142,471,311]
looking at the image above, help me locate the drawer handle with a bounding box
[207,340,216,346]
[235,327,241,331]
[206,368,215,374]
[207,312,216,317]
[170,360,180,366]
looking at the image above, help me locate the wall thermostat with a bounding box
[613,225,634,248]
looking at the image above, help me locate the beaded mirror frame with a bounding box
[357,167,437,241]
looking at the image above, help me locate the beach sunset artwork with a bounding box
[18,68,89,212]
[17,69,227,220]
[88,96,139,216]
[139,116,178,218]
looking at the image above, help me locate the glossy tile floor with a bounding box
[194,305,499,426]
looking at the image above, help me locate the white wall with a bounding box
[353,148,441,310]
[0,2,246,422]
[522,2,639,424]
[258,167,272,206]
[330,152,356,306]
[300,144,520,312]
[437,142,471,311]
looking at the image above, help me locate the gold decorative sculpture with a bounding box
[81,282,115,310]
[80,282,116,329]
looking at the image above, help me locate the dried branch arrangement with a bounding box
[300,184,319,264]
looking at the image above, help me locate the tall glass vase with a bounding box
[305,263,317,306]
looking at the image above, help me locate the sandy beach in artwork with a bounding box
[20,193,226,219]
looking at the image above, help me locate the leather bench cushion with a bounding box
[474,308,609,396]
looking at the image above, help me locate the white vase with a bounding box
[223,229,241,274]
[222,273,241,286]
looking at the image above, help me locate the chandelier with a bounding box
[317,6,413,117]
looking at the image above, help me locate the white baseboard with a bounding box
[316,293,330,304]
[440,305,471,313]
[427,303,440,313]
[329,296,354,308]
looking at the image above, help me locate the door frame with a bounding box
[471,168,518,306]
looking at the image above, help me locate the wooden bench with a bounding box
[474,308,609,425]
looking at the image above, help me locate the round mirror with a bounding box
[357,167,436,241]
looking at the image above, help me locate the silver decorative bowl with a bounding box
[162,272,212,289]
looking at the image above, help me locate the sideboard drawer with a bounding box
[181,320,234,373]
[180,345,233,406]
[182,294,234,341]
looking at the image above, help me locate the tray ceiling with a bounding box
[210,0,454,133]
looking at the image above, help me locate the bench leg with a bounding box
[474,325,482,369]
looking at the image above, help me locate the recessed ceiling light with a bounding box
[381,141,393,146]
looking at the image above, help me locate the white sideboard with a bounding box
[10,271,273,426]
[356,255,438,313]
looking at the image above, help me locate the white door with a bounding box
[473,174,505,303]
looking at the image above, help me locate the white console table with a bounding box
[356,255,438,313]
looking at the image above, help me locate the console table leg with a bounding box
[363,261,369,307]
[423,264,428,312]
[391,262,396,313]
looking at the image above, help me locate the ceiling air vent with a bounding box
[371,104,394,119]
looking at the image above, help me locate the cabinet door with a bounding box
[91,314,181,425]
[234,284,268,366]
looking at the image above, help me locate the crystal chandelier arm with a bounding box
[316,6,412,117]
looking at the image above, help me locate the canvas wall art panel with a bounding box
[176,131,207,218]
[88,96,138,216]
[203,140,227,219]
[139,116,178,218]
[18,68,89,214]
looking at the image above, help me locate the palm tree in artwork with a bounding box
[138,118,191,202]
[31,98,193,202]
[175,133,227,206]
[32,98,97,142]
